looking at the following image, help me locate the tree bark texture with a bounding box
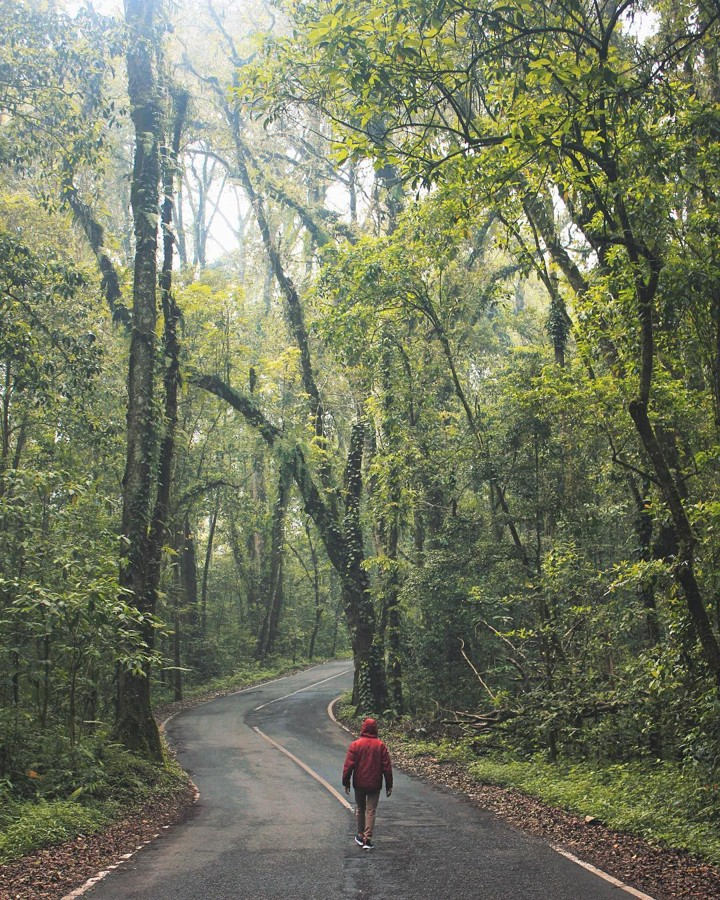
[114,0,165,760]
[305,523,323,660]
[147,87,188,633]
[201,491,220,638]
[342,423,387,710]
[377,342,403,711]
[256,458,292,660]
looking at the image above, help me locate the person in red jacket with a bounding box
[342,717,393,850]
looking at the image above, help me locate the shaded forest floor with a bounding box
[0,778,196,899]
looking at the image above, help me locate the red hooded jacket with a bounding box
[342,718,393,793]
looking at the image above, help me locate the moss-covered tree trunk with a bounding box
[114,0,165,761]
[342,423,387,710]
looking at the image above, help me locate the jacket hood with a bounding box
[360,717,378,737]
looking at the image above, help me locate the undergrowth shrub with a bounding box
[0,800,110,863]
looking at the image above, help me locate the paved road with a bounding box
[84,660,639,899]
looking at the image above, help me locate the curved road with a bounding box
[83,660,645,899]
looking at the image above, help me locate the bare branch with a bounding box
[459,638,496,701]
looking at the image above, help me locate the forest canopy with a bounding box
[2,0,720,817]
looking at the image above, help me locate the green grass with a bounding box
[392,734,720,865]
[0,744,189,864]
[0,799,112,863]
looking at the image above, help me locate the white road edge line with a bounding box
[60,787,201,900]
[551,846,657,900]
[327,695,351,732]
[327,698,656,900]
[253,667,352,711]
[252,726,353,811]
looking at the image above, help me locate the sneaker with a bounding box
[354,834,364,847]
[362,839,374,850]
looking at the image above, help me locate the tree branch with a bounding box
[189,372,281,446]
[63,186,131,329]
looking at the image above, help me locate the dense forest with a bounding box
[2,0,720,842]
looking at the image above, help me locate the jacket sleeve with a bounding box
[381,742,393,791]
[342,742,356,787]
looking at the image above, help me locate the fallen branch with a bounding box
[459,638,496,701]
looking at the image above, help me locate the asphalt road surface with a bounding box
[84,659,642,899]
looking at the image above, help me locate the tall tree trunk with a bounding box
[629,400,720,686]
[330,570,342,657]
[173,605,183,702]
[248,439,266,625]
[145,86,187,676]
[626,474,662,645]
[227,508,249,625]
[376,341,403,711]
[306,522,323,660]
[201,491,220,638]
[383,514,403,713]
[624,221,720,686]
[342,424,387,709]
[182,512,199,636]
[174,178,188,268]
[114,0,165,761]
[171,528,184,702]
[256,458,292,660]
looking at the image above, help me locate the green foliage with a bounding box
[153,656,312,706]
[0,203,134,760]
[0,0,121,198]
[4,0,720,864]
[0,739,186,863]
[0,230,102,399]
[400,517,508,711]
[0,800,109,864]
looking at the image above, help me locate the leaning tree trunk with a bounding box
[114,0,165,761]
[624,220,720,688]
[210,106,386,704]
[191,374,388,709]
[629,398,720,687]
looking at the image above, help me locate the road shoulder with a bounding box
[388,740,720,899]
